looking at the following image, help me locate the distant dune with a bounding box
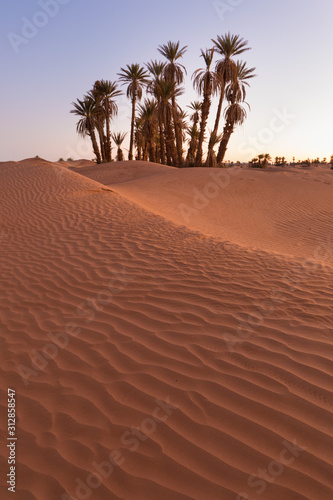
[0,158,332,500]
[0,157,95,169]
[77,160,333,267]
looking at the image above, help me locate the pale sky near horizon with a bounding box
[1,0,332,162]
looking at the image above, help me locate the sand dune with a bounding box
[0,157,95,170]
[0,159,332,499]
[76,161,333,267]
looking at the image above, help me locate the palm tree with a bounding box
[158,41,187,83]
[216,60,256,164]
[137,98,158,162]
[250,157,259,167]
[118,64,149,161]
[263,153,271,166]
[146,60,167,164]
[188,101,202,127]
[91,80,122,162]
[216,101,248,163]
[134,117,144,160]
[178,108,188,142]
[154,79,183,166]
[112,132,127,161]
[86,89,107,162]
[186,101,202,163]
[208,33,251,160]
[192,48,219,167]
[146,60,166,88]
[158,41,187,167]
[186,125,200,164]
[250,153,270,167]
[258,154,264,166]
[221,60,255,109]
[70,97,101,164]
[205,131,223,168]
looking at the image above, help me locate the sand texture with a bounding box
[0,158,332,500]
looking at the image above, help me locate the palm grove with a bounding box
[71,33,255,167]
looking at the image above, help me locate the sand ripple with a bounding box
[0,160,332,499]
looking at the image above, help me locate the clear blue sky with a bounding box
[1,0,332,162]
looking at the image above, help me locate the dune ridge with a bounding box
[0,159,332,499]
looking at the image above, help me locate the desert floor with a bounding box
[0,158,332,500]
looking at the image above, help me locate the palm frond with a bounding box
[111,131,127,146]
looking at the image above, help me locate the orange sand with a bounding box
[0,158,332,500]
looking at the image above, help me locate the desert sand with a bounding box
[0,158,332,500]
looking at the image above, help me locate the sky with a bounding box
[1,0,332,163]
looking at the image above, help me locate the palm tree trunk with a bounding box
[205,147,217,168]
[159,119,166,164]
[157,99,166,164]
[206,84,226,166]
[143,141,148,161]
[89,128,102,164]
[186,140,194,164]
[155,144,160,164]
[210,86,225,142]
[191,116,200,157]
[105,110,112,162]
[162,106,171,165]
[96,122,106,162]
[216,121,233,164]
[148,131,156,162]
[186,123,199,164]
[137,142,142,160]
[195,91,212,167]
[172,97,182,167]
[135,129,141,160]
[129,94,136,160]
[165,107,177,166]
[117,147,124,162]
[168,64,183,167]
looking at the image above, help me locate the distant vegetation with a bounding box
[249,154,271,168]
[70,33,256,167]
[248,154,331,168]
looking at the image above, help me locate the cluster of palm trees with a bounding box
[70,80,122,164]
[248,156,333,168]
[249,153,272,167]
[70,33,256,167]
[274,156,287,166]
